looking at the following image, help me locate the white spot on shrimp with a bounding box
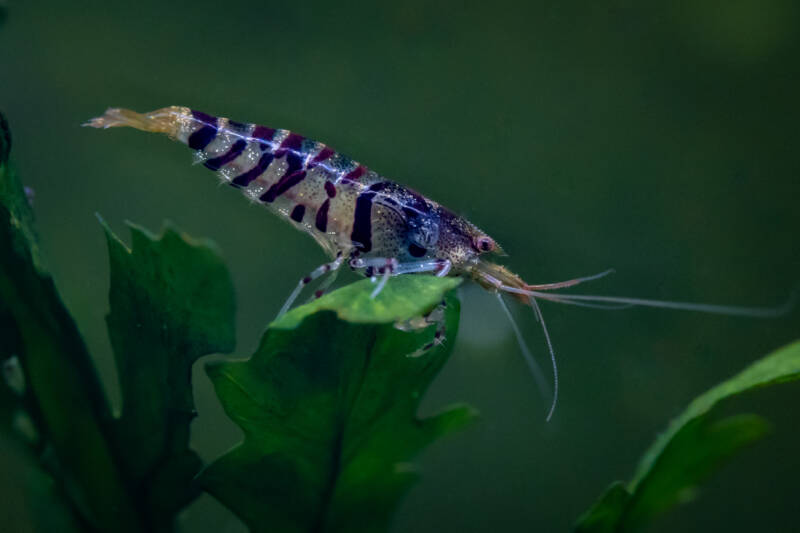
[243,144,260,163]
[218,167,235,182]
[192,150,208,165]
[205,131,233,156]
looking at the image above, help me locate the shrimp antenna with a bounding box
[494,280,796,319]
[530,296,558,422]
[526,268,616,291]
[526,289,797,318]
[496,294,551,403]
[476,262,794,421]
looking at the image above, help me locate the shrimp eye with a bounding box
[475,236,495,253]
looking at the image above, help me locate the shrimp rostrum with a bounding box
[86,106,793,420]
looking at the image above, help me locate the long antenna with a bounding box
[496,294,550,403]
[527,290,796,318]
[529,297,559,422]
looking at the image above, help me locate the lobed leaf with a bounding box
[103,220,236,525]
[200,276,474,533]
[0,111,144,531]
[1,109,239,531]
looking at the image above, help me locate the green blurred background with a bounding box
[1,1,798,531]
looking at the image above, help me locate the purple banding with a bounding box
[188,110,218,150]
[315,199,330,232]
[344,165,366,181]
[204,139,247,171]
[280,132,305,151]
[312,147,335,164]
[351,181,390,252]
[283,152,303,175]
[324,181,336,198]
[260,170,307,203]
[231,152,274,188]
[251,125,276,147]
[290,204,305,222]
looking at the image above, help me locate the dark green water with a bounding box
[1,1,798,531]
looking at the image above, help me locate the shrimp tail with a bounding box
[83,106,188,136]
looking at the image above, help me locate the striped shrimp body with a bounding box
[87,107,487,282]
[86,107,792,420]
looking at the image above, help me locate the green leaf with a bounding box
[623,414,769,528]
[0,112,144,531]
[574,482,631,533]
[574,340,800,532]
[2,110,235,532]
[200,276,474,533]
[0,116,38,270]
[275,275,461,329]
[0,431,85,533]
[103,220,236,525]
[631,340,800,487]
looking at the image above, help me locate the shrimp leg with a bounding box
[398,299,448,358]
[349,257,452,298]
[277,252,345,318]
[307,264,342,302]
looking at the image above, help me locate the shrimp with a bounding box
[85,106,793,420]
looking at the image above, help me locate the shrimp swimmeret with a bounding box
[85,106,793,421]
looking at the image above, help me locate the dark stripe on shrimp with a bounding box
[290,204,305,222]
[312,147,335,164]
[324,181,336,198]
[228,119,248,131]
[231,152,274,188]
[343,165,366,182]
[351,181,391,252]
[315,199,330,232]
[251,125,276,147]
[284,152,304,175]
[280,132,305,152]
[188,110,218,150]
[204,139,247,171]
[260,170,307,203]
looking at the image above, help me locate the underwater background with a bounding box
[1,1,799,531]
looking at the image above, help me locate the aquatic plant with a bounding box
[0,110,471,532]
[1,109,799,532]
[574,339,800,532]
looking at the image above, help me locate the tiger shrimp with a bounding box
[84,106,793,421]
